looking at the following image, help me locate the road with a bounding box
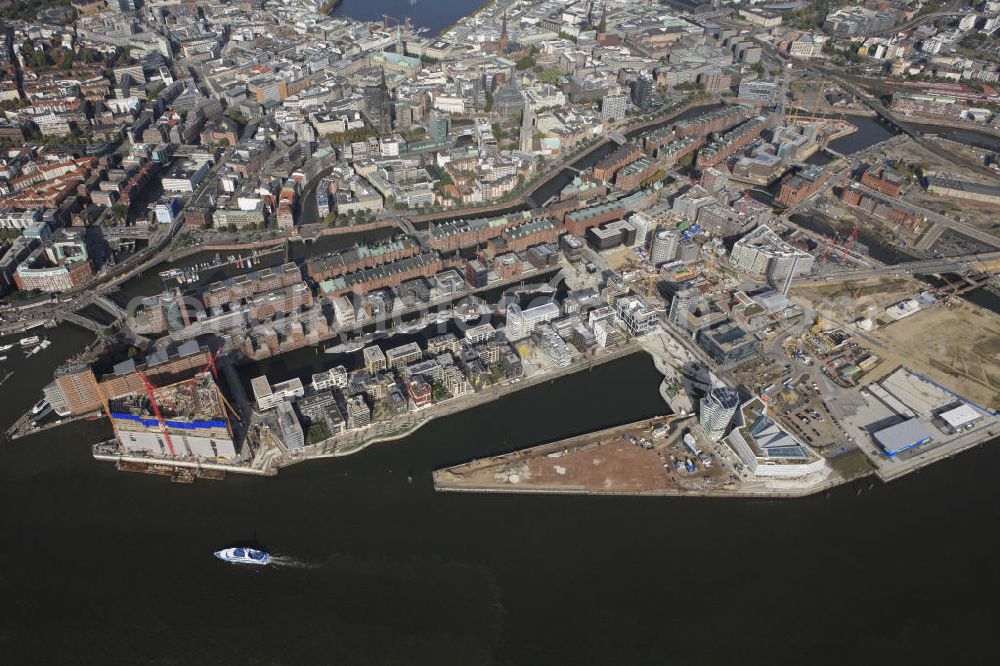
[870,10,963,37]
[794,250,1000,284]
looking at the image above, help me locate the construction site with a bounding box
[108,371,236,460]
[432,416,739,496]
[875,300,1000,409]
[790,274,1000,409]
[85,346,252,483]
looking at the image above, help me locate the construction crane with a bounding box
[785,79,831,119]
[200,349,242,424]
[138,370,175,457]
[838,222,859,263]
[381,14,408,53]
[646,272,658,300]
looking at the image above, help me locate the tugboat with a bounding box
[214,547,270,565]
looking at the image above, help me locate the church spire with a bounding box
[499,11,509,54]
[599,3,607,36]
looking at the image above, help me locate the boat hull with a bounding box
[214,548,270,565]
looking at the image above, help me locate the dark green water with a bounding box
[1,345,998,665]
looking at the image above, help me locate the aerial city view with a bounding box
[1,0,999,662]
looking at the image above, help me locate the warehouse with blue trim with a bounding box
[873,419,933,457]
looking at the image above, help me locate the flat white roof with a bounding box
[939,404,983,429]
[251,375,272,400]
[273,377,304,393]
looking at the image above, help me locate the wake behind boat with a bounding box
[214,547,269,565]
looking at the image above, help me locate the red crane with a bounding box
[138,370,175,456]
[839,222,858,263]
[201,348,241,424]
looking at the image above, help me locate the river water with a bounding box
[331,0,485,35]
[1,347,999,664]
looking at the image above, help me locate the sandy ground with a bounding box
[881,138,995,183]
[792,277,918,324]
[873,301,1000,409]
[792,279,1000,408]
[436,418,732,494]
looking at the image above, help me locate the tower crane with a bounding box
[839,221,858,263]
[200,349,242,424]
[138,370,175,457]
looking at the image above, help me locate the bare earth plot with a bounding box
[876,301,1000,410]
[792,277,917,324]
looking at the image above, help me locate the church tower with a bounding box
[498,12,509,55]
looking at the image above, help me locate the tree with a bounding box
[673,82,703,92]
[431,382,450,402]
[108,203,128,222]
[516,55,536,70]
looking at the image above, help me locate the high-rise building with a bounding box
[630,76,653,109]
[668,288,697,327]
[700,387,741,440]
[363,345,387,374]
[346,395,371,429]
[107,370,237,459]
[730,226,814,279]
[429,109,450,143]
[628,212,654,248]
[650,228,679,265]
[275,400,304,450]
[601,92,628,121]
[738,80,779,104]
[506,301,560,341]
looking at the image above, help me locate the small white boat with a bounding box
[0,343,15,351]
[39,340,51,350]
[0,356,7,361]
[31,404,53,426]
[30,398,48,415]
[214,547,270,565]
[19,336,40,347]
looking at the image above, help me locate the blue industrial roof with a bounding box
[111,412,227,430]
[873,419,933,456]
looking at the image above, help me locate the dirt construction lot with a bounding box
[876,301,1000,410]
[792,277,918,324]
